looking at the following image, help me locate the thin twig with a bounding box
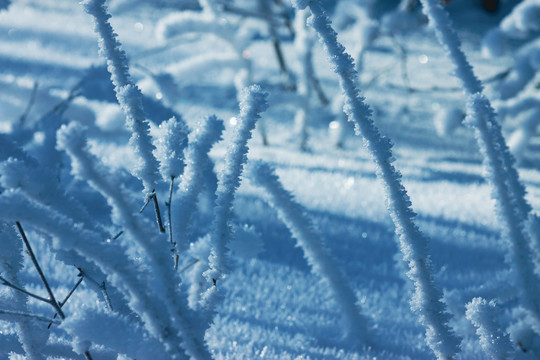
[18,81,39,126]
[48,275,84,329]
[274,0,295,37]
[16,222,65,320]
[139,193,152,213]
[77,267,114,311]
[0,309,62,325]
[152,192,166,233]
[179,258,200,273]
[166,176,180,269]
[42,80,83,119]
[0,275,51,304]
[140,190,167,233]
[99,281,114,312]
[112,230,124,240]
[167,176,175,246]
[311,74,329,106]
[390,34,413,93]
[258,0,294,90]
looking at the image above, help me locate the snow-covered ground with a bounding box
[0,0,539,359]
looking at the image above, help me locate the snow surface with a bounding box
[0,0,539,359]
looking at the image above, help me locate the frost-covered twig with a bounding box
[153,116,189,245]
[201,85,268,310]
[419,0,540,329]
[465,298,514,360]
[57,122,209,359]
[82,0,160,193]
[292,1,461,358]
[248,160,370,345]
[0,191,191,359]
[173,115,224,254]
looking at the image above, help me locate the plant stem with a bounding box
[48,275,84,329]
[16,222,65,320]
[0,309,62,324]
[140,191,166,233]
[0,275,51,303]
[166,176,180,269]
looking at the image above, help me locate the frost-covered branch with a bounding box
[419,0,540,329]
[0,191,190,359]
[173,115,224,254]
[292,1,461,358]
[201,85,268,310]
[153,116,189,251]
[82,0,160,193]
[248,160,370,345]
[56,122,209,359]
[465,298,513,360]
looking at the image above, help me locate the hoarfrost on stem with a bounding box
[294,1,461,358]
[248,160,371,346]
[201,85,268,310]
[82,0,160,193]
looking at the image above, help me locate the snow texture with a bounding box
[248,160,371,346]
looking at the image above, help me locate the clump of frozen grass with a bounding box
[292,1,461,358]
[419,0,540,333]
[247,160,371,346]
[201,85,268,311]
[56,122,210,359]
[465,297,514,360]
[82,0,160,194]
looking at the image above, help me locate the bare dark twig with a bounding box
[258,0,295,90]
[390,34,413,93]
[179,258,200,273]
[0,309,62,325]
[48,274,84,329]
[16,222,65,320]
[140,190,166,233]
[0,275,51,303]
[311,75,329,106]
[18,81,39,126]
[166,176,180,269]
[77,267,114,311]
